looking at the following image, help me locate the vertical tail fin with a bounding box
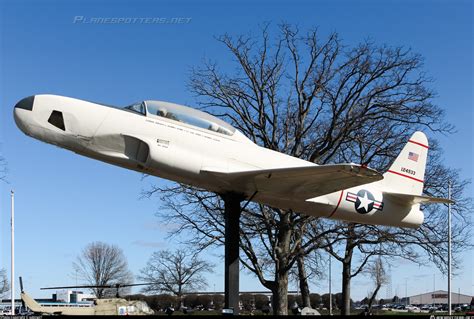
[382,131,428,195]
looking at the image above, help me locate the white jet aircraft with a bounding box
[13,94,452,228]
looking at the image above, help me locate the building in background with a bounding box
[408,290,472,306]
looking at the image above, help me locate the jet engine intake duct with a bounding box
[123,135,149,164]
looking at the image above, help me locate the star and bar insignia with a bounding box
[346,189,383,214]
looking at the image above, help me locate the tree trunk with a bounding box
[272,270,289,315]
[178,285,183,310]
[341,260,352,315]
[368,284,381,311]
[271,212,292,315]
[341,227,354,316]
[297,254,311,308]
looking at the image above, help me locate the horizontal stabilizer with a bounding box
[201,164,383,200]
[384,191,454,205]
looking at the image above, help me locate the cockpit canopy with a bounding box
[124,101,235,136]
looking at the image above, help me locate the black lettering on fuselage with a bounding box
[401,167,416,175]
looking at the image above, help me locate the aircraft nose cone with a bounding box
[14,95,35,111]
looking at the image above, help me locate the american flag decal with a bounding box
[408,152,419,162]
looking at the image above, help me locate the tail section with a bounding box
[382,131,428,195]
[382,131,454,207]
[21,292,43,313]
[329,131,453,228]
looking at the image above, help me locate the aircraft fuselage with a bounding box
[14,94,427,228]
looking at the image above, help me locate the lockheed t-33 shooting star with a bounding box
[13,94,452,228]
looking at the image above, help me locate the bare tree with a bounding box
[0,269,9,298]
[144,23,470,314]
[73,241,133,298]
[138,249,213,308]
[290,251,326,308]
[366,258,388,311]
[321,223,415,314]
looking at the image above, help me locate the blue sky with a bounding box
[0,0,472,301]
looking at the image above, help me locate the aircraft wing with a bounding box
[201,164,383,200]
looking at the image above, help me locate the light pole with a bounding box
[448,180,452,315]
[329,255,332,315]
[211,284,216,308]
[404,277,408,306]
[10,190,15,315]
